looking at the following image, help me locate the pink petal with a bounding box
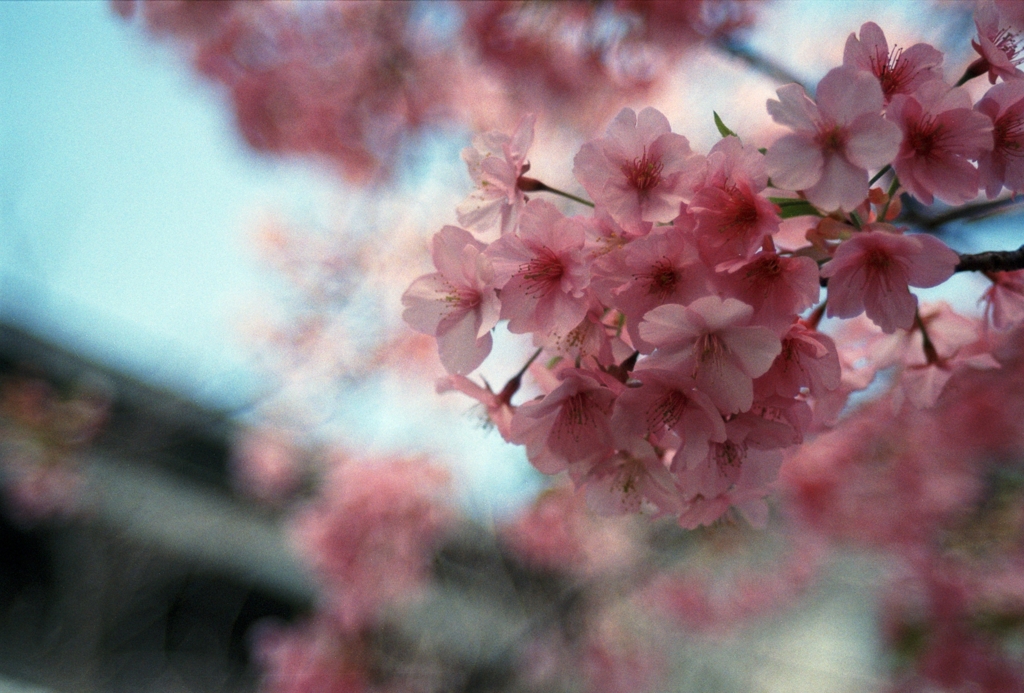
[638,304,701,349]
[846,114,903,169]
[767,83,819,131]
[906,235,960,288]
[816,66,884,125]
[803,154,868,212]
[402,274,456,334]
[765,133,824,191]
[719,326,783,378]
[437,313,492,375]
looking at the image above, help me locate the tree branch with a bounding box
[900,195,1024,230]
[955,245,1024,273]
[713,38,809,92]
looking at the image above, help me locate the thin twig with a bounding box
[901,196,1024,230]
[518,177,594,208]
[713,38,809,92]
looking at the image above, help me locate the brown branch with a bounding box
[955,245,1024,273]
[713,38,809,92]
[900,196,1024,230]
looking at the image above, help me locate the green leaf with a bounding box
[778,201,819,218]
[769,197,822,218]
[713,111,737,138]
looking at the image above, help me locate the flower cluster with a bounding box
[256,460,678,693]
[782,326,1024,691]
[113,0,756,180]
[404,11,1024,529]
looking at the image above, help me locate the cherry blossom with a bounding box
[591,225,711,351]
[982,269,1024,330]
[486,200,592,338]
[713,250,821,332]
[765,66,902,212]
[509,369,620,474]
[676,420,784,529]
[887,80,994,205]
[690,136,780,264]
[402,226,500,375]
[821,227,960,333]
[435,374,515,440]
[843,22,943,103]
[610,368,726,470]
[972,1,1024,84]
[457,113,536,238]
[754,323,842,400]
[290,458,454,631]
[576,437,682,517]
[573,107,703,232]
[975,79,1024,197]
[638,296,782,415]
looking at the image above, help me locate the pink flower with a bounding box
[765,66,902,212]
[821,228,960,333]
[690,136,777,265]
[639,296,782,415]
[754,323,842,399]
[509,369,619,474]
[435,374,514,440]
[500,484,638,578]
[290,458,453,631]
[486,200,592,338]
[591,226,711,351]
[676,419,784,529]
[713,251,821,332]
[402,226,500,375]
[255,619,368,693]
[975,79,1024,197]
[982,269,1024,330]
[573,107,703,232]
[897,304,999,409]
[972,1,1024,84]
[843,22,943,103]
[610,368,726,470]
[888,81,994,205]
[690,177,780,265]
[457,113,536,237]
[576,437,682,517]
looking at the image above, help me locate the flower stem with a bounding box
[868,165,891,187]
[880,175,901,221]
[955,58,988,87]
[518,177,595,207]
[914,310,940,365]
[804,301,827,330]
[497,347,544,404]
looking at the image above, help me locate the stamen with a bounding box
[995,111,1024,159]
[638,258,678,298]
[995,27,1024,66]
[647,389,686,434]
[518,249,564,297]
[553,392,596,443]
[905,115,948,160]
[814,123,848,155]
[621,146,664,197]
[870,45,915,99]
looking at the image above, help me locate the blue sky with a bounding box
[0,1,347,409]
